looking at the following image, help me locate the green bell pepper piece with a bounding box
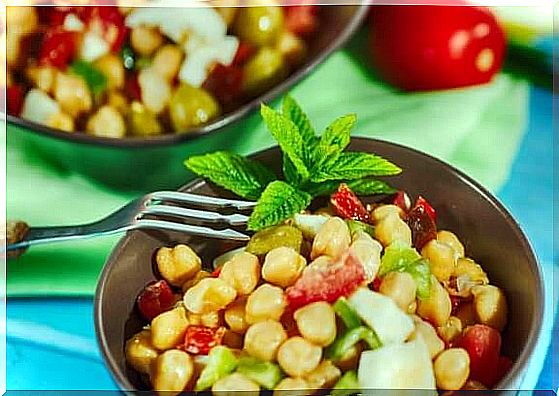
[194,346,238,391]
[236,356,284,389]
[346,220,375,239]
[331,370,360,396]
[326,326,381,361]
[69,60,107,96]
[333,298,361,329]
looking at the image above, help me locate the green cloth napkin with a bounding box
[7,38,529,297]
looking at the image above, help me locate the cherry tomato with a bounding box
[7,84,25,116]
[392,190,411,212]
[285,5,319,36]
[407,195,437,250]
[136,280,177,321]
[38,28,80,69]
[286,252,366,310]
[458,324,502,387]
[182,326,226,355]
[369,4,506,91]
[330,183,370,223]
[202,64,243,106]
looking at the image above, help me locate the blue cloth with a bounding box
[6,86,556,391]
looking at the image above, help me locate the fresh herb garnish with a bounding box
[185,95,402,231]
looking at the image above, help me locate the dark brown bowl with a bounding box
[8,4,368,191]
[94,138,543,392]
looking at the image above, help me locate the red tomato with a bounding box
[82,6,128,52]
[202,64,243,106]
[7,84,25,117]
[369,4,506,91]
[407,195,437,250]
[182,326,226,355]
[38,28,80,69]
[458,324,502,387]
[330,183,370,223]
[125,74,142,101]
[286,252,366,310]
[392,190,411,212]
[285,5,319,36]
[136,280,177,321]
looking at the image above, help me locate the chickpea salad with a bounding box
[6,4,318,138]
[125,97,511,394]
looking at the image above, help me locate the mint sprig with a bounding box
[185,95,402,231]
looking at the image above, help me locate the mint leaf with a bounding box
[261,104,310,181]
[407,258,432,299]
[248,181,311,231]
[185,151,275,200]
[282,95,315,145]
[313,152,401,182]
[283,153,304,186]
[347,179,397,196]
[312,114,356,171]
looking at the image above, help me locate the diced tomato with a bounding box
[392,190,411,212]
[202,64,243,106]
[211,266,223,278]
[125,74,142,101]
[330,183,370,223]
[7,85,25,116]
[285,5,319,36]
[82,6,128,52]
[231,42,255,67]
[38,28,80,69]
[136,280,177,321]
[371,277,382,292]
[286,252,366,310]
[407,196,437,250]
[182,326,226,355]
[458,324,502,387]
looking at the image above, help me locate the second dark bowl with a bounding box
[94,137,543,392]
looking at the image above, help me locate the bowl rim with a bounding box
[94,137,544,392]
[7,3,370,149]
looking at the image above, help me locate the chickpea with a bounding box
[294,302,336,347]
[138,67,171,114]
[151,306,189,350]
[379,271,417,311]
[212,372,260,396]
[454,258,489,286]
[152,45,184,82]
[131,26,164,56]
[421,240,456,282]
[407,300,418,314]
[371,204,404,223]
[276,31,307,66]
[375,213,412,247]
[245,284,286,324]
[277,336,322,377]
[350,232,382,282]
[437,316,463,345]
[433,348,470,390]
[86,106,126,138]
[182,270,212,293]
[274,377,309,396]
[244,320,287,361]
[94,54,125,89]
[417,275,452,327]
[201,310,222,328]
[304,360,341,389]
[7,7,38,36]
[455,302,476,327]
[152,349,194,395]
[471,285,508,331]
[157,245,202,287]
[311,217,351,260]
[437,230,465,258]
[46,111,75,132]
[107,90,128,114]
[262,247,306,288]
[7,31,21,68]
[54,73,92,118]
[183,278,237,314]
[26,65,57,94]
[412,317,444,359]
[186,311,202,326]
[125,330,159,374]
[224,298,248,334]
[219,252,260,295]
[304,256,331,275]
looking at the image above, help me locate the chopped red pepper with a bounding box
[458,324,502,387]
[285,5,319,36]
[136,280,177,321]
[392,190,411,212]
[182,325,226,355]
[211,266,223,278]
[407,196,437,250]
[7,85,25,117]
[231,42,255,67]
[38,28,80,69]
[330,183,370,223]
[202,64,243,106]
[286,252,366,310]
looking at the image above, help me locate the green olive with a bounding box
[246,224,303,256]
[242,47,287,96]
[169,84,220,133]
[234,6,284,47]
[128,101,162,136]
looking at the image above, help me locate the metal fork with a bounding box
[5,191,256,257]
